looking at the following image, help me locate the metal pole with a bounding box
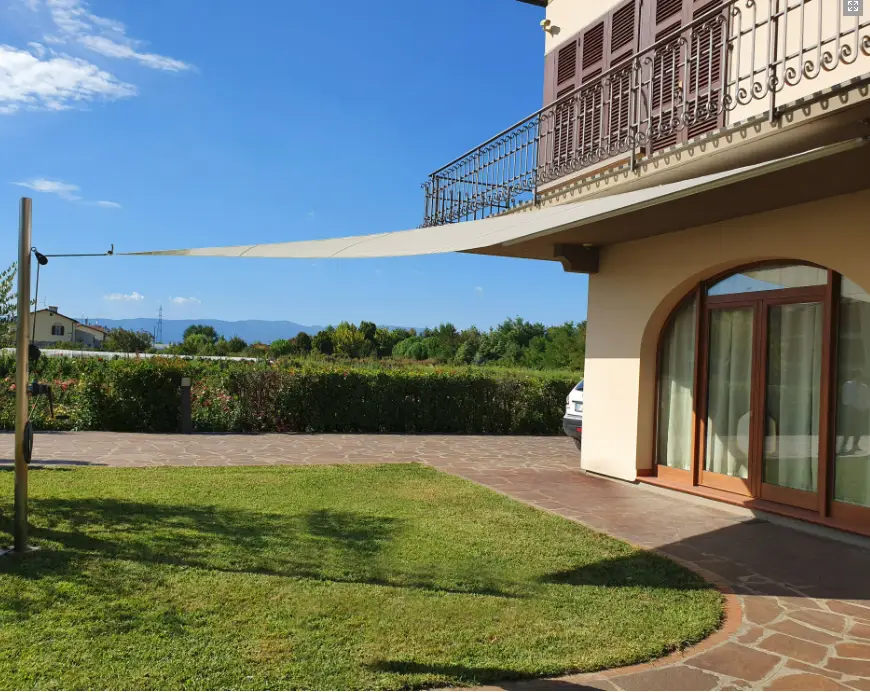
[14,197,32,553]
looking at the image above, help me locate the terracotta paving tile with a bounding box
[850,622,870,640]
[825,658,870,677]
[771,618,841,645]
[829,601,870,620]
[686,643,781,680]
[744,598,785,626]
[763,673,851,690]
[610,665,722,690]
[737,626,766,644]
[758,633,828,664]
[844,678,870,690]
[788,660,846,679]
[791,609,849,634]
[835,642,870,659]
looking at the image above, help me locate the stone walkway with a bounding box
[4,431,870,691]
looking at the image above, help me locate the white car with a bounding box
[562,379,583,449]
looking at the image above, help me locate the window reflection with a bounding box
[835,278,870,508]
[708,264,827,296]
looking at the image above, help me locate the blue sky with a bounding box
[0,0,589,330]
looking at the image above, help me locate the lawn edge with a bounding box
[418,463,742,691]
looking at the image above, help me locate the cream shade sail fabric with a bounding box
[120,142,863,260]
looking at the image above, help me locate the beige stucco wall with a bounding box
[582,187,870,481]
[32,311,77,345]
[545,0,622,53]
[30,311,104,347]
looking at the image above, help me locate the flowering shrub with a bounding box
[0,355,577,435]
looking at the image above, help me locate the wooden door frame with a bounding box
[756,288,827,511]
[697,297,757,496]
[700,286,829,503]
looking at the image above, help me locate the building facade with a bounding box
[31,307,106,349]
[424,0,870,534]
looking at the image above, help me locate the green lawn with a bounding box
[0,464,722,690]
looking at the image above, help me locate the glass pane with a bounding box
[656,295,697,470]
[708,264,827,296]
[705,307,753,479]
[835,278,870,508]
[763,303,822,493]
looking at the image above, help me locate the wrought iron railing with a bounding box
[422,0,870,226]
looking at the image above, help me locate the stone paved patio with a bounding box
[3,431,870,691]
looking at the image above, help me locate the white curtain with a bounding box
[764,302,823,493]
[657,296,697,470]
[706,308,753,479]
[835,278,870,508]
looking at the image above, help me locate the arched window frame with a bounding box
[650,261,870,534]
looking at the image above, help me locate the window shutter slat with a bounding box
[557,41,578,85]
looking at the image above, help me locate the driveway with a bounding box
[4,431,870,690]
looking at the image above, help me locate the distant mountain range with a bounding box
[92,319,323,345]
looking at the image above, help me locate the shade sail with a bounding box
[121,139,866,260]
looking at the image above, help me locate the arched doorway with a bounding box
[655,262,870,532]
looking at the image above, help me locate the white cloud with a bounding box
[13,178,80,200]
[28,0,193,72]
[104,291,145,301]
[170,296,201,305]
[0,44,135,113]
[474,286,484,294]
[11,178,120,207]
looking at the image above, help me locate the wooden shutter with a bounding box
[577,19,606,157]
[607,0,639,150]
[551,40,579,167]
[685,0,726,139]
[643,0,687,151]
[641,0,727,152]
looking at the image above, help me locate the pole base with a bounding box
[0,544,40,557]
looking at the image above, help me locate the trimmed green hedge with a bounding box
[0,356,577,435]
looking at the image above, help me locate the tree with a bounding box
[181,333,211,355]
[312,326,335,355]
[333,322,368,358]
[270,338,295,357]
[103,327,154,353]
[294,331,312,354]
[226,336,247,353]
[393,336,431,361]
[374,327,403,358]
[0,263,16,347]
[183,324,218,344]
[358,320,377,342]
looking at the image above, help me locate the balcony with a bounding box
[422,0,870,227]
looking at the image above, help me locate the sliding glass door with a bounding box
[700,269,828,508]
[702,304,755,495]
[761,300,824,510]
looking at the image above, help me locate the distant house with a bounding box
[30,307,106,349]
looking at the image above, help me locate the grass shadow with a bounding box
[540,552,712,591]
[0,497,520,600]
[369,660,605,690]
